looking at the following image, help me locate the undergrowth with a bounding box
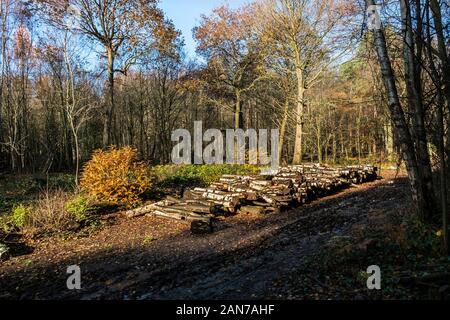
[152,164,260,188]
[283,211,449,300]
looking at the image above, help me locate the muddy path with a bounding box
[0,171,409,300]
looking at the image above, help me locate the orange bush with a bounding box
[80,146,151,204]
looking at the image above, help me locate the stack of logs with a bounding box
[125,164,378,234]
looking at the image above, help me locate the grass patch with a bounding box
[1,190,99,238]
[152,164,260,188]
[0,173,76,215]
[143,235,158,245]
[1,164,260,237]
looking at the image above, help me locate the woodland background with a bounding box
[0,0,448,226]
[0,1,450,299]
[0,0,399,173]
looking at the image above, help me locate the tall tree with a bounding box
[42,0,176,147]
[365,0,440,222]
[194,4,268,131]
[256,0,353,164]
[399,0,436,221]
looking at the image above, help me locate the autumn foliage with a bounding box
[80,147,151,205]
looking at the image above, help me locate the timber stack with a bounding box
[124,164,378,234]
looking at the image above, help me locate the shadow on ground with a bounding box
[0,173,410,300]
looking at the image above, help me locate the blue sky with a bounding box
[160,0,252,59]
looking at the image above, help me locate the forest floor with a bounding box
[0,169,449,300]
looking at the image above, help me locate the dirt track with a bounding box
[0,170,409,300]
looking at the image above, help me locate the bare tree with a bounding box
[60,33,96,185]
[256,0,353,164]
[194,4,269,131]
[42,0,174,147]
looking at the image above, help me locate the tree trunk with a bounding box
[70,123,80,187]
[235,89,243,130]
[385,119,394,159]
[278,98,289,165]
[357,105,362,163]
[317,122,322,163]
[293,66,304,164]
[366,0,432,221]
[400,0,436,221]
[429,0,450,161]
[104,46,115,148]
[429,0,450,112]
[425,4,448,253]
[436,90,448,253]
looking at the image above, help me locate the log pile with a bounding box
[124,164,377,234]
[125,197,215,222]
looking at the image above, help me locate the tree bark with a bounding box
[235,89,243,130]
[278,98,289,164]
[385,119,394,159]
[104,46,115,148]
[366,0,432,221]
[293,66,304,164]
[400,0,436,221]
[429,0,450,112]
[425,3,448,253]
